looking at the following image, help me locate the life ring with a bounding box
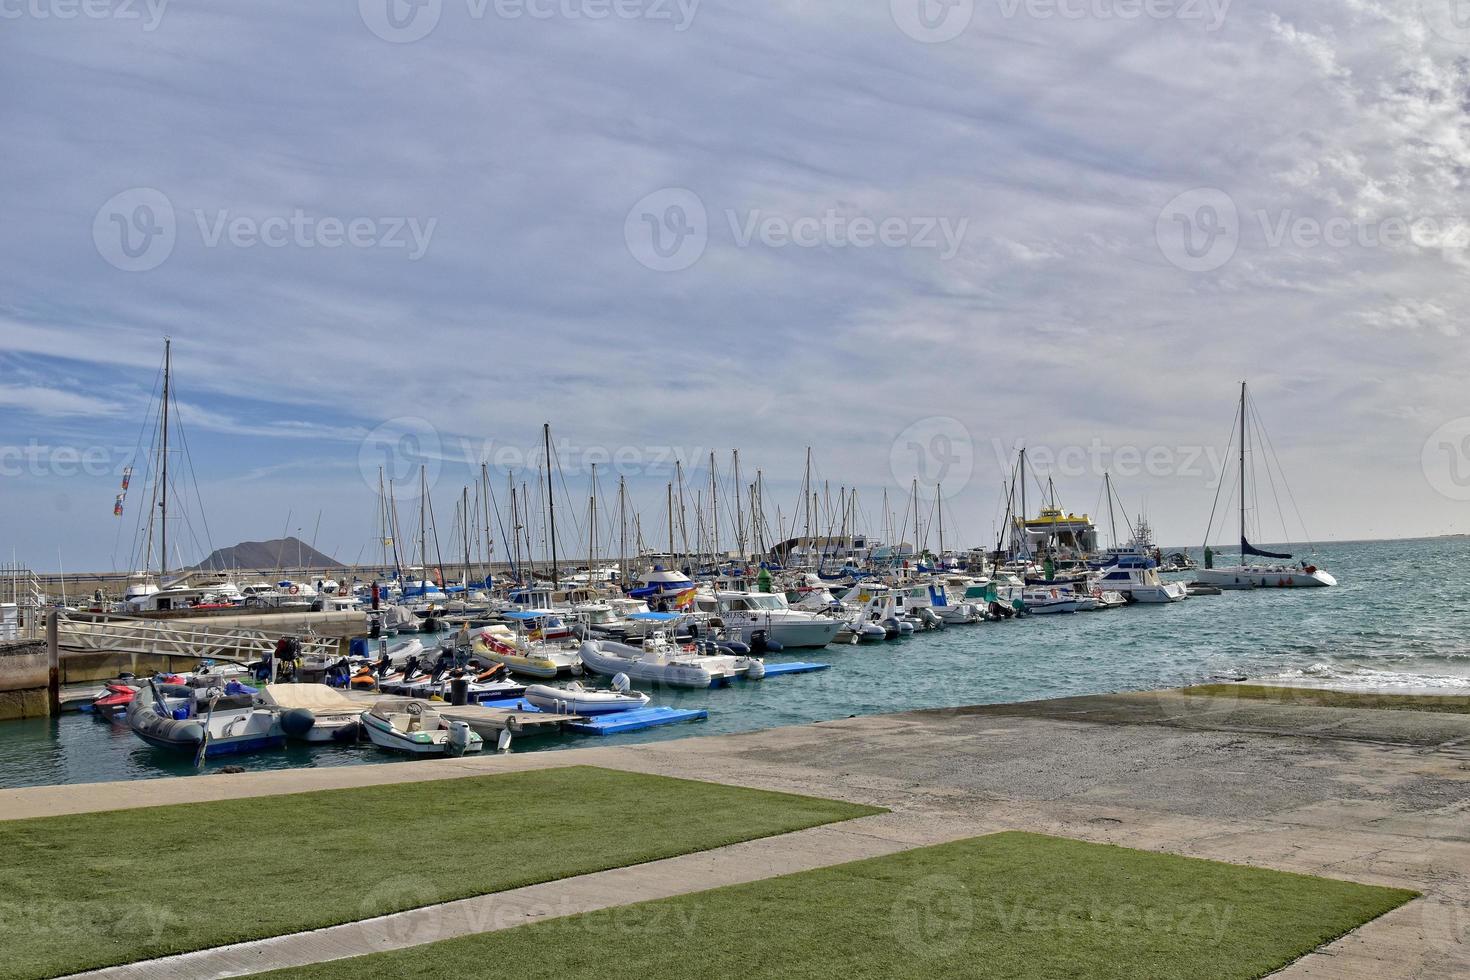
[289,585,300,595]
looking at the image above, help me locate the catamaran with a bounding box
[1196,382,1336,589]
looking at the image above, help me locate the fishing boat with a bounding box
[523,676,650,714]
[1196,382,1337,589]
[360,699,483,755]
[127,678,285,758]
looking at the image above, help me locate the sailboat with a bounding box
[1196,382,1336,589]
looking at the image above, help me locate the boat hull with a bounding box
[1194,566,1336,589]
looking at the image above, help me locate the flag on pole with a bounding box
[113,494,125,517]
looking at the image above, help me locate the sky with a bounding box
[4,0,1470,572]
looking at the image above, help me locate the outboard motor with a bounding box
[447,721,473,756]
[749,630,768,655]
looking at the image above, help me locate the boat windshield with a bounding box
[748,594,787,610]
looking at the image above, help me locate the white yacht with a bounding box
[696,590,842,649]
[1094,555,1188,603]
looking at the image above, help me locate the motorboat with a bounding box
[360,698,483,755]
[523,677,650,715]
[1022,588,1079,614]
[695,590,842,649]
[127,678,285,758]
[470,613,581,678]
[256,683,365,743]
[1094,554,1188,603]
[578,631,762,689]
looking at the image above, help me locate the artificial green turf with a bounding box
[260,832,1417,980]
[0,765,880,979]
[1184,684,1470,714]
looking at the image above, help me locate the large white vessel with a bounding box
[1196,382,1336,590]
[694,590,842,648]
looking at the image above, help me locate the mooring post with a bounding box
[46,610,60,717]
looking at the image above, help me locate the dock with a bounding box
[758,661,829,677]
[565,706,708,735]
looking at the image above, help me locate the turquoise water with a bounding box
[3,537,1467,789]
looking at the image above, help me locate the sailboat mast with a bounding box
[1019,447,1027,558]
[1239,381,1247,558]
[159,338,170,580]
[618,476,627,589]
[709,451,719,564]
[544,423,558,589]
[732,450,744,561]
[462,485,470,592]
[1105,471,1117,548]
[589,463,597,573]
[937,484,944,559]
[667,482,674,563]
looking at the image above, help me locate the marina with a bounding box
[4,535,1467,789]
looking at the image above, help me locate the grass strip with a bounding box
[0,765,880,979]
[260,831,1417,980]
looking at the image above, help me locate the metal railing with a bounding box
[57,610,339,663]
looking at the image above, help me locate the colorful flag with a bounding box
[120,466,132,491]
[113,494,124,517]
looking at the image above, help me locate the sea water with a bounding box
[2,536,1467,788]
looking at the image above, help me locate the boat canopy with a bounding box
[502,609,559,620]
[627,611,680,622]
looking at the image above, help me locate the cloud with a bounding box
[3,0,1470,566]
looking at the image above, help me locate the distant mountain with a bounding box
[190,537,340,571]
